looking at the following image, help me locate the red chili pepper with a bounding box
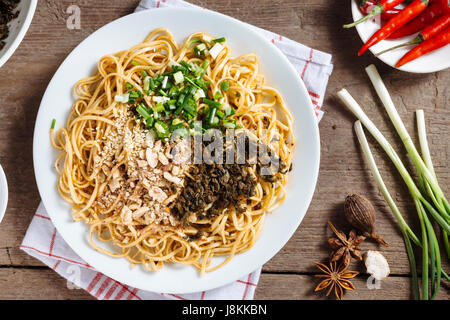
[377,13,450,55]
[396,25,450,66]
[358,0,430,56]
[359,0,378,15]
[388,0,448,39]
[359,0,403,20]
[381,8,402,20]
[345,0,406,28]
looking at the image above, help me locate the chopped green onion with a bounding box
[153,102,165,113]
[181,111,191,122]
[51,119,56,129]
[179,61,191,71]
[146,116,155,128]
[149,78,156,91]
[190,62,202,77]
[141,70,148,78]
[214,91,223,100]
[193,88,206,101]
[177,93,186,106]
[182,98,197,116]
[153,96,170,104]
[131,60,139,66]
[173,71,184,84]
[161,76,168,89]
[174,104,183,116]
[172,118,183,126]
[213,37,226,43]
[115,93,130,103]
[203,98,221,108]
[188,85,197,96]
[143,76,151,92]
[187,39,201,47]
[197,60,209,78]
[129,91,140,98]
[208,107,217,126]
[221,81,230,91]
[168,59,181,69]
[136,104,152,119]
[202,35,213,43]
[216,110,225,119]
[154,120,169,138]
[220,104,232,116]
[223,121,236,129]
[196,43,207,52]
[209,43,224,59]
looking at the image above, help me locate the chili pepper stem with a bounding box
[376,35,423,56]
[344,4,384,28]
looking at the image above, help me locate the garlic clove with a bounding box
[364,250,390,280]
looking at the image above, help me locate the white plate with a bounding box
[351,0,450,73]
[0,0,37,68]
[0,165,8,223]
[33,7,320,294]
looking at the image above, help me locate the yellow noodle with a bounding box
[52,29,295,274]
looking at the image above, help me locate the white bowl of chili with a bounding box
[351,0,450,73]
[0,0,37,69]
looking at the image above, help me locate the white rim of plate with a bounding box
[0,165,8,223]
[0,0,38,68]
[33,7,320,293]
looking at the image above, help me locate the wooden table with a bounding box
[0,0,448,300]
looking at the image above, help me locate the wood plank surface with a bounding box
[0,0,448,300]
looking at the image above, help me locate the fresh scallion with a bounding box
[209,43,224,59]
[208,107,217,126]
[161,76,169,89]
[214,91,223,100]
[143,76,151,92]
[222,121,236,129]
[212,37,226,43]
[221,81,230,91]
[203,98,221,108]
[145,116,154,128]
[153,102,165,113]
[114,93,130,103]
[338,64,450,300]
[154,120,169,138]
[173,71,184,84]
[196,43,207,52]
[136,104,152,119]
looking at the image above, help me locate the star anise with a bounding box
[327,221,365,268]
[314,261,359,300]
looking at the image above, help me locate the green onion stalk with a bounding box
[337,66,449,299]
[354,120,420,300]
[365,65,450,223]
[416,109,450,260]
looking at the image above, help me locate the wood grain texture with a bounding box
[0,0,448,300]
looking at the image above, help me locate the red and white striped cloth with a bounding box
[21,0,333,300]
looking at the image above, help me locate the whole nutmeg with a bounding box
[344,193,388,246]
